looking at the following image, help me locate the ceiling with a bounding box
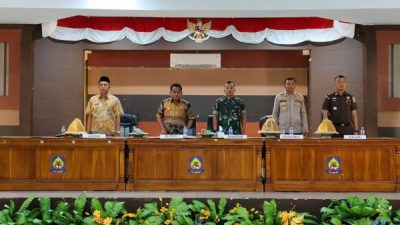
[1,0,400,25]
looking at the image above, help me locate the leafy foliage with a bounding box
[223,203,264,225]
[83,196,125,225]
[321,196,393,225]
[1,193,400,225]
[191,198,227,224]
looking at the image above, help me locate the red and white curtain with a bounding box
[42,16,355,45]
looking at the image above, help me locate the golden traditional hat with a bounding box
[314,119,338,134]
[65,118,86,134]
[259,117,280,134]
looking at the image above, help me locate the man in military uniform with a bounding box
[272,77,308,136]
[156,83,196,134]
[213,81,247,134]
[322,75,359,137]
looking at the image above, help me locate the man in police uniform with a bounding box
[322,75,359,137]
[272,77,308,136]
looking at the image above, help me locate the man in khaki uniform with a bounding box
[272,77,308,135]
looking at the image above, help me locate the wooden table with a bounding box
[265,138,400,192]
[126,138,263,191]
[0,137,125,190]
[1,137,399,192]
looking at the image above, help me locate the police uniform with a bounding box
[272,92,308,134]
[322,91,357,137]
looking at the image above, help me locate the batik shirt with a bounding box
[85,93,124,135]
[213,96,246,134]
[156,98,195,134]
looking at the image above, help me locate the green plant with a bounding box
[38,196,53,224]
[0,196,42,225]
[51,193,87,225]
[263,200,277,225]
[163,197,193,225]
[83,196,125,225]
[321,196,393,225]
[3,193,400,225]
[223,203,264,225]
[277,210,318,225]
[191,198,227,224]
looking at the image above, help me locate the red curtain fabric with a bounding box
[42,16,355,45]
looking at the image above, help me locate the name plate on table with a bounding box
[224,135,248,139]
[344,135,366,140]
[82,133,107,139]
[160,134,184,139]
[279,134,304,139]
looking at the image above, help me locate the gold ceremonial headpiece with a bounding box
[65,118,86,134]
[314,119,338,135]
[259,117,280,134]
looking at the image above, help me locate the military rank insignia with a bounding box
[326,156,341,174]
[50,155,66,173]
[189,156,204,174]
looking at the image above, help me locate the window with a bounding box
[0,43,8,96]
[389,44,400,98]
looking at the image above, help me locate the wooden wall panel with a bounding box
[215,147,256,180]
[0,146,35,179]
[134,148,174,180]
[377,31,400,111]
[87,50,309,68]
[174,148,215,180]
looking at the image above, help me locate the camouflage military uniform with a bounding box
[213,96,245,134]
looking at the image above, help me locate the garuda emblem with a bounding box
[187,18,212,43]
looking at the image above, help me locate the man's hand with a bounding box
[160,128,167,134]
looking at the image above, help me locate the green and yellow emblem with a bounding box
[51,155,66,173]
[326,156,341,174]
[189,156,204,174]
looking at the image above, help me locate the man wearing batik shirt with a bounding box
[156,83,196,134]
[213,81,247,134]
[85,76,124,136]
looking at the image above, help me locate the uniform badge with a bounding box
[333,106,337,111]
[50,155,66,173]
[280,102,287,112]
[326,156,341,174]
[189,156,204,174]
